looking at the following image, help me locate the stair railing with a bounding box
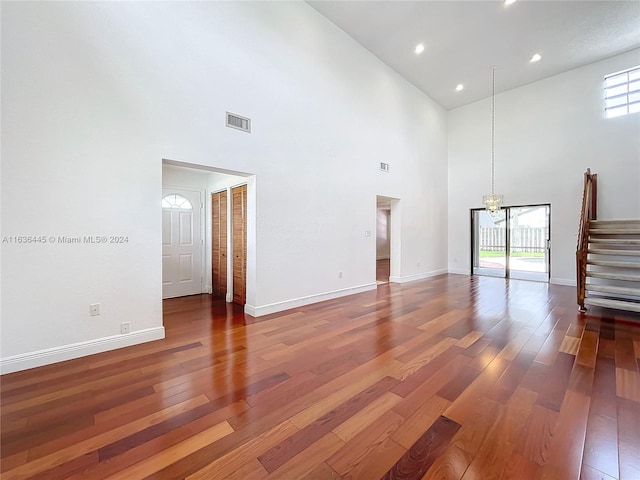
[577,168,597,311]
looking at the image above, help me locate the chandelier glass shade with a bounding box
[482,193,504,213]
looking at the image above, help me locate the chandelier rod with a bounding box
[491,66,495,196]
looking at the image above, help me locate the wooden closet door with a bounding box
[211,191,227,296]
[232,185,247,305]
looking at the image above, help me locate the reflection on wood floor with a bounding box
[1,274,639,479]
[377,258,390,284]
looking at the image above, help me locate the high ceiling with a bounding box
[307,1,640,110]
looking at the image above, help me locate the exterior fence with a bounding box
[479,227,548,253]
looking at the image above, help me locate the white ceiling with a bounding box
[307,1,640,110]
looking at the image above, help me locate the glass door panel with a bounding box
[508,206,550,282]
[472,204,550,282]
[472,209,506,278]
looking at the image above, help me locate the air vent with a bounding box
[380,162,390,172]
[226,112,251,133]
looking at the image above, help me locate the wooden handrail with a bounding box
[577,168,597,311]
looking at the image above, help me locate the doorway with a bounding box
[376,205,391,284]
[162,160,255,311]
[471,204,550,282]
[376,195,400,285]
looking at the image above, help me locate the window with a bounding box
[162,194,192,209]
[604,66,640,118]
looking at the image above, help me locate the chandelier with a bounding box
[482,67,504,212]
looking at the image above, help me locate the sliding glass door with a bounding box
[472,204,550,282]
[472,209,507,278]
[508,206,550,281]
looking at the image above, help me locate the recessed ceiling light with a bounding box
[456,84,464,92]
[504,0,516,5]
[415,43,425,55]
[530,53,542,63]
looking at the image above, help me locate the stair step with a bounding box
[587,271,640,282]
[584,297,640,313]
[585,284,640,296]
[589,238,640,245]
[588,248,640,256]
[587,260,640,268]
[590,229,640,235]
[582,219,640,312]
[591,219,640,226]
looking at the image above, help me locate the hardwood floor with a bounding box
[2,274,640,479]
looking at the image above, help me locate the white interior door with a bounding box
[162,188,203,299]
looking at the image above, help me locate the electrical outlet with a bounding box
[121,322,130,334]
[90,304,100,316]
[338,271,343,279]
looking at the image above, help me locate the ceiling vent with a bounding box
[380,162,390,172]
[226,112,251,133]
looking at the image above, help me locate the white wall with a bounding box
[448,49,640,284]
[163,165,211,191]
[1,1,448,371]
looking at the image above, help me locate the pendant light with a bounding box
[482,66,504,212]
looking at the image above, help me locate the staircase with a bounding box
[576,169,640,314]
[583,219,640,312]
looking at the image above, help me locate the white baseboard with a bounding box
[447,270,574,286]
[448,271,574,286]
[447,268,470,275]
[0,327,165,375]
[389,268,448,284]
[226,293,233,303]
[244,283,377,317]
[550,277,577,286]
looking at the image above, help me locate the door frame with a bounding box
[376,195,401,284]
[470,203,551,282]
[375,203,391,284]
[162,158,256,313]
